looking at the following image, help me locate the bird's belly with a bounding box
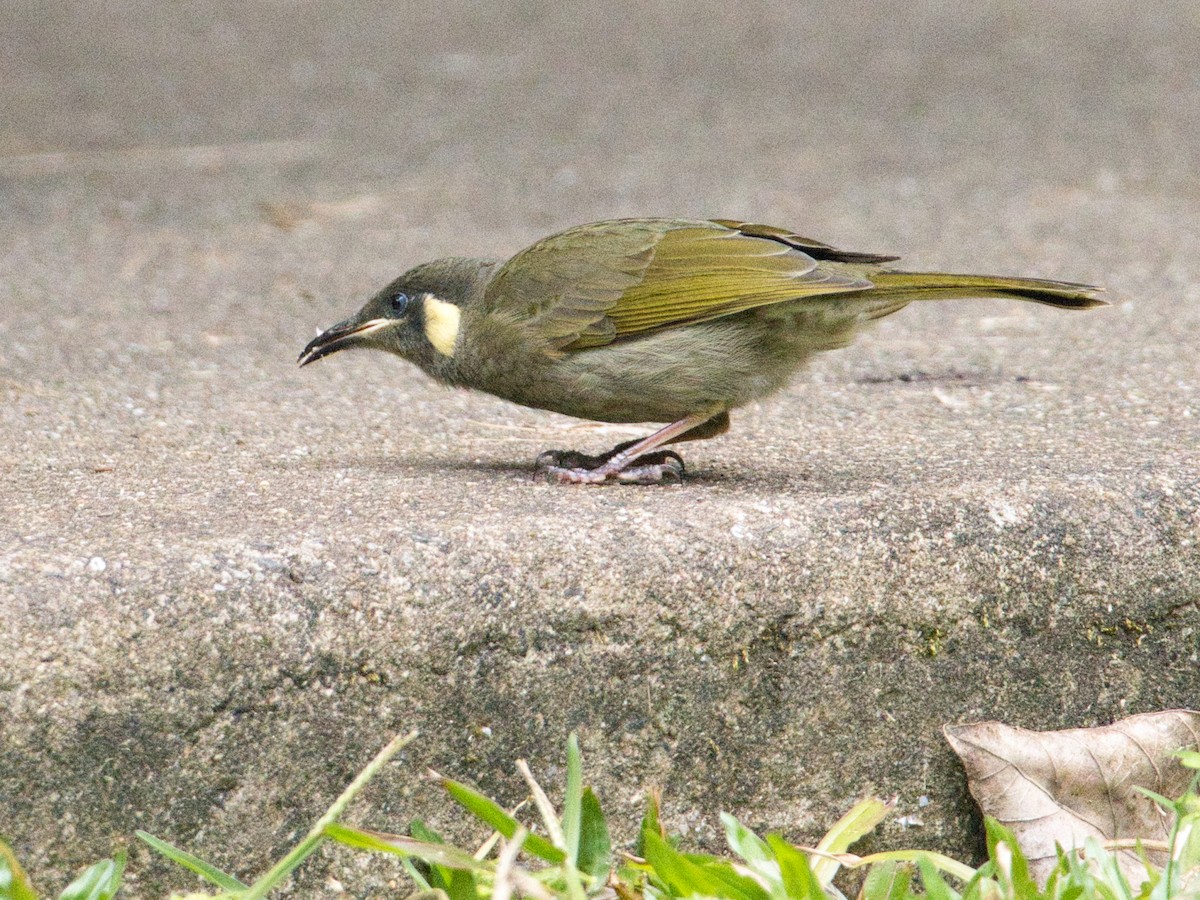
[476,314,865,423]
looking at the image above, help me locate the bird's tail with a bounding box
[868,271,1107,309]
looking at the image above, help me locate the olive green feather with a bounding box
[485,218,880,352]
[857,271,1106,308]
[485,218,1105,356]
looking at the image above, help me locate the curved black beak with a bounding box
[297,317,391,367]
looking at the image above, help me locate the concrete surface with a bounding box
[2,1,1198,896]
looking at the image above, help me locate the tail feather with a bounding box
[868,271,1107,310]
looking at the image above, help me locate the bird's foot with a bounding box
[535,448,685,485]
[534,448,615,471]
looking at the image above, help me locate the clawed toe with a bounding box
[534,448,686,485]
[539,465,606,485]
[614,455,685,484]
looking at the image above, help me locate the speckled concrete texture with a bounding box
[2,1,1198,896]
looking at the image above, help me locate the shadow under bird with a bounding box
[298,217,1105,484]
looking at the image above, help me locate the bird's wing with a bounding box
[483,218,892,353]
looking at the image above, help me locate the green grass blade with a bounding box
[690,856,773,900]
[636,791,663,859]
[0,839,39,900]
[563,857,588,900]
[562,733,583,865]
[400,857,433,892]
[576,787,613,880]
[445,867,480,900]
[323,823,488,872]
[766,835,826,900]
[410,820,447,844]
[57,853,125,900]
[441,777,565,863]
[721,814,773,866]
[135,830,247,891]
[859,861,912,900]
[1177,750,1200,770]
[407,820,454,891]
[516,760,566,852]
[983,818,1037,897]
[327,823,484,900]
[812,797,891,887]
[851,851,976,885]
[241,729,419,900]
[916,858,959,900]
[642,829,765,900]
[1133,787,1177,812]
[816,798,893,854]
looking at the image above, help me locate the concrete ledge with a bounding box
[2,1,1199,895]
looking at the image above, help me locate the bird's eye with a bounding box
[390,292,410,313]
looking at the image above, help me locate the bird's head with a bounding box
[297,257,494,370]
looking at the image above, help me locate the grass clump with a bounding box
[2,733,1197,900]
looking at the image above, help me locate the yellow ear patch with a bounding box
[423,294,461,357]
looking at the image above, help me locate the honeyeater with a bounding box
[298,217,1105,484]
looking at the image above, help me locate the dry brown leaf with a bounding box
[945,709,1200,884]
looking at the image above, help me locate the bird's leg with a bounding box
[537,412,723,485]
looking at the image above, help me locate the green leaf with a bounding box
[444,867,480,900]
[563,733,584,866]
[860,861,912,900]
[410,820,447,845]
[811,797,891,887]
[721,814,773,867]
[636,792,663,859]
[642,829,765,900]
[57,853,125,900]
[325,822,484,900]
[0,839,39,900]
[406,820,451,891]
[577,787,612,881]
[400,859,434,893]
[689,855,773,900]
[1176,809,1200,874]
[1133,787,1178,813]
[1084,837,1137,900]
[765,835,825,900]
[1043,846,1090,900]
[916,858,958,900]
[517,761,565,852]
[135,831,247,892]
[1176,750,1200,770]
[816,797,892,855]
[322,824,487,872]
[983,818,1036,897]
[441,777,565,863]
[852,851,975,885]
[963,858,1000,894]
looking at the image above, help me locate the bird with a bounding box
[298,217,1105,484]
